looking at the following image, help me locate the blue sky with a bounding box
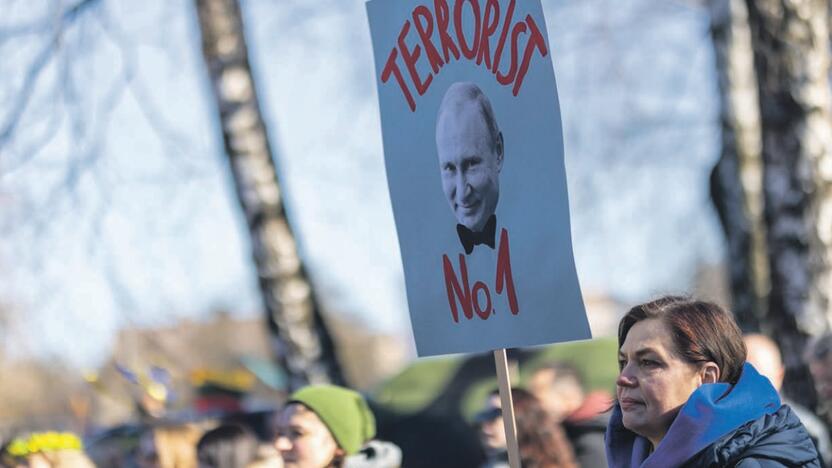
[0,0,723,368]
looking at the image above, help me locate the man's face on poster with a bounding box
[436,96,503,233]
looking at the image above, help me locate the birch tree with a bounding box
[745,0,832,403]
[194,0,345,389]
[708,0,769,332]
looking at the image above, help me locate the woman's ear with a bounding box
[701,362,720,384]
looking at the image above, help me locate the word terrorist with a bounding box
[381,0,548,111]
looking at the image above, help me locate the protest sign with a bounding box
[367,0,591,357]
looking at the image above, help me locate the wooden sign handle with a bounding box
[494,348,521,468]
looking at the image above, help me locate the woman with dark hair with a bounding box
[606,295,820,467]
[196,424,259,468]
[475,389,576,468]
[512,389,577,468]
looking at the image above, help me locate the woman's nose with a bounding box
[274,435,292,451]
[616,365,637,387]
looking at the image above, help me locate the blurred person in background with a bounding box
[474,392,508,468]
[243,442,283,468]
[1,432,95,468]
[607,296,819,467]
[137,423,202,468]
[24,450,96,468]
[196,424,260,468]
[807,334,832,431]
[85,424,146,468]
[745,333,832,466]
[273,385,397,468]
[528,362,610,467]
[474,388,577,468]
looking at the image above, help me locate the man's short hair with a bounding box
[436,82,501,154]
[806,333,832,362]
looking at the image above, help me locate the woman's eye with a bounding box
[276,429,304,439]
[617,359,627,369]
[640,359,659,367]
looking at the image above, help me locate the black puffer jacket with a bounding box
[686,405,820,468]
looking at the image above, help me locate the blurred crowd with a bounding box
[2,297,832,468]
[1,385,401,468]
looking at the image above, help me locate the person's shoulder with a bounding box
[344,440,402,468]
[782,399,832,466]
[691,405,821,467]
[785,398,830,437]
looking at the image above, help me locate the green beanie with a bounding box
[288,385,376,455]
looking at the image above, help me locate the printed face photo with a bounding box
[436,82,504,233]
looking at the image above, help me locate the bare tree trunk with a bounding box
[745,0,832,407]
[708,0,769,332]
[194,0,345,389]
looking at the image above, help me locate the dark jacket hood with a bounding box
[605,362,781,468]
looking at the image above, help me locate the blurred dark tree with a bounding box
[709,0,832,407]
[193,0,344,389]
[709,0,769,332]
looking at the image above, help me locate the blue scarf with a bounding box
[605,362,781,468]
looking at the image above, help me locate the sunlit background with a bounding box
[0,0,747,433]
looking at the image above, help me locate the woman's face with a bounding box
[274,403,342,468]
[616,318,704,446]
[476,394,506,453]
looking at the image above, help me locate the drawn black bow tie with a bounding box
[457,214,497,255]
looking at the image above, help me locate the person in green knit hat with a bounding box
[274,384,377,468]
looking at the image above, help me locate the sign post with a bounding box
[494,348,521,468]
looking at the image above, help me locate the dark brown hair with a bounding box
[618,296,747,384]
[501,388,577,468]
[196,424,259,468]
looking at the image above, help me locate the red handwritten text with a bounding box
[442,228,519,322]
[381,0,548,111]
